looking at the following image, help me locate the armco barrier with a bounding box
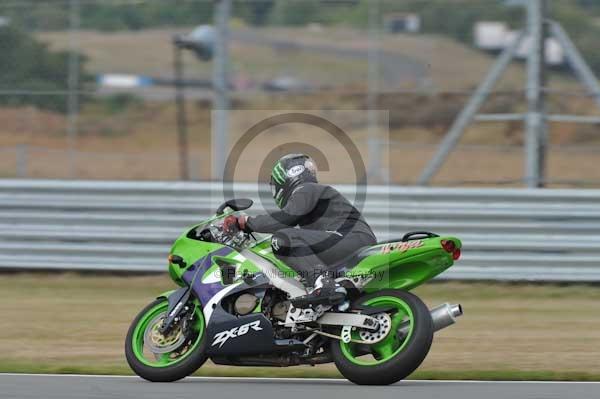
[1,179,599,281]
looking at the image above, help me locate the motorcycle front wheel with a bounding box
[331,289,434,385]
[125,298,208,382]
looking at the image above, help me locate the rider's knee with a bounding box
[271,231,291,257]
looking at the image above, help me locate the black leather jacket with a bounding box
[246,183,376,240]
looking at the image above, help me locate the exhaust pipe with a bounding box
[398,303,463,336]
[430,303,463,332]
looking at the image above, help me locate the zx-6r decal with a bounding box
[211,320,263,348]
[380,240,424,254]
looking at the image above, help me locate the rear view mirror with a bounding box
[216,198,253,215]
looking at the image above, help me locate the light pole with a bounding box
[67,0,80,178]
[367,0,384,183]
[212,0,231,182]
[172,40,190,181]
[172,25,216,181]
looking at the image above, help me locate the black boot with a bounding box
[290,275,346,309]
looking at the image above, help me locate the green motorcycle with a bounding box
[125,198,463,385]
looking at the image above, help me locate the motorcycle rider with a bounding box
[225,153,377,308]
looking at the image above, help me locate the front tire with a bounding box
[125,298,208,382]
[331,289,433,385]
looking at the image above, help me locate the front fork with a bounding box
[158,287,193,334]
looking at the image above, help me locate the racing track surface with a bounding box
[2,374,599,399]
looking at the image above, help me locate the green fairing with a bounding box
[168,222,296,288]
[168,233,223,286]
[166,212,236,285]
[346,237,461,292]
[168,218,459,293]
[249,238,297,277]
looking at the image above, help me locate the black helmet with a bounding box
[270,154,318,208]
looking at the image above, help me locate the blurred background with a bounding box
[1,0,600,186]
[1,0,599,382]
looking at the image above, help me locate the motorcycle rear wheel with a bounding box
[331,289,433,385]
[125,298,208,382]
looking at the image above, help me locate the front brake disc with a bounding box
[144,312,186,354]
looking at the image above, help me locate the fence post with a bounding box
[15,144,28,178]
[67,0,81,179]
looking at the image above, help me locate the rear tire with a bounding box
[331,289,433,385]
[125,298,208,382]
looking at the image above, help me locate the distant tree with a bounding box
[2,0,600,80]
[575,0,600,11]
[236,1,275,26]
[0,26,89,112]
[79,2,213,31]
[552,2,600,77]
[268,0,322,26]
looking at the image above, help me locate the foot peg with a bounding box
[290,290,346,309]
[290,276,347,309]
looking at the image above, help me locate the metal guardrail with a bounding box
[1,179,599,282]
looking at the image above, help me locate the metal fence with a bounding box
[2,1,600,186]
[1,179,599,282]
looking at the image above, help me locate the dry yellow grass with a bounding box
[40,29,207,77]
[37,28,368,86]
[0,124,597,186]
[0,27,594,184]
[248,26,534,91]
[1,273,598,377]
[37,26,579,92]
[415,283,600,373]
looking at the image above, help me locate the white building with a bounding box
[474,21,565,66]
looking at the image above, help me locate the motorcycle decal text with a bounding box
[380,240,424,254]
[211,319,263,348]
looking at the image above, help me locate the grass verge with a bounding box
[1,274,599,381]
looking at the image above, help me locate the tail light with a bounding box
[441,240,461,261]
[441,240,456,252]
[452,248,461,260]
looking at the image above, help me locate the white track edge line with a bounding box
[0,373,599,384]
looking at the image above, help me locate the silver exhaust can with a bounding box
[430,303,463,332]
[398,303,463,337]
